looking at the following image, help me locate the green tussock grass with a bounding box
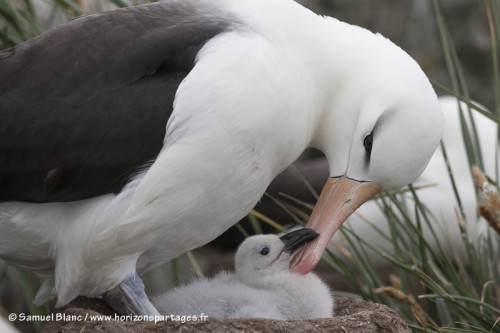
[1,1,499,333]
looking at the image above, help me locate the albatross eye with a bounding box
[260,246,270,255]
[363,133,374,156]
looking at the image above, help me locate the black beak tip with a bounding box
[279,228,320,254]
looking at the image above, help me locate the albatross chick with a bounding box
[153,228,333,319]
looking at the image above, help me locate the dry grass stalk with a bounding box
[472,166,500,235]
[249,210,286,231]
[389,274,402,290]
[375,286,428,324]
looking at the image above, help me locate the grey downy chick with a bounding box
[152,228,334,319]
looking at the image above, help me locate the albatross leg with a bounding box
[103,273,160,316]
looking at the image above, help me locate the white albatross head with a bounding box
[235,229,319,288]
[291,22,444,274]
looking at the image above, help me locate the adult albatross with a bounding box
[0,0,444,315]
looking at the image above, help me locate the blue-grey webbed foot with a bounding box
[103,273,160,316]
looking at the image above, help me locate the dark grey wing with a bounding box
[0,1,234,202]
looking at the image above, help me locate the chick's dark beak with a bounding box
[279,228,320,254]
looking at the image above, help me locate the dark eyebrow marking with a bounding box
[363,110,393,168]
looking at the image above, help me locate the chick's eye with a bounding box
[363,133,374,155]
[260,246,270,255]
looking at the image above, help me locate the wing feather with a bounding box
[0,0,234,202]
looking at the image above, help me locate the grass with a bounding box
[0,1,499,333]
